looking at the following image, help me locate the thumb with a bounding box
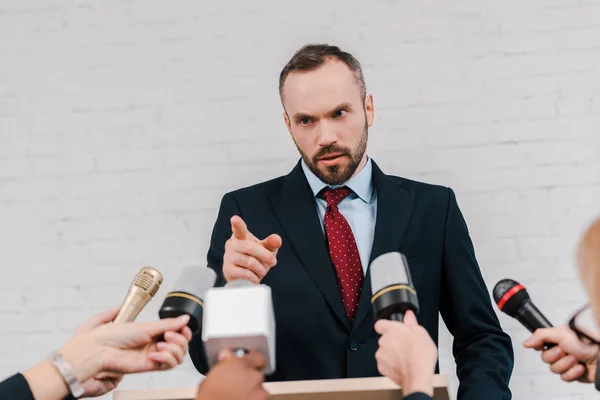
[231,216,250,240]
[261,234,282,252]
[523,327,563,348]
[242,351,267,370]
[403,310,418,326]
[142,315,191,338]
[218,349,234,362]
[374,319,396,335]
[75,307,120,335]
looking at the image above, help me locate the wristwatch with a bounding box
[48,350,85,398]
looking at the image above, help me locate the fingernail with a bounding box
[177,315,190,323]
[549,347,561,356]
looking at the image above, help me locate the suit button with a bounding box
[349,340,358,351]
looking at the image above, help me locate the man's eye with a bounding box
[299,117,312,125]
[333,110,347,118]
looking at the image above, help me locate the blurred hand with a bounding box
[70,307,122,397]
[60,311,193,397]
[374,311,438,396]
[195,350,268,400]
[223,215,282,284]
[524,325,599,383]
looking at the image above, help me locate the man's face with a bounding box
[282,58,374,185]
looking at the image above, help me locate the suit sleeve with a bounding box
[439,188,514,400]
[0,373,35,400]
[189,192,242,375]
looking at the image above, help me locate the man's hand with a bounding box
[223,215,282,284]
[374,311,438,397]
[195,350,268,400]
[524,325,599,383]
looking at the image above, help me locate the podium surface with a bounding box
[113,375,450,400]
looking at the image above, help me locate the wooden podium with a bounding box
[113,375,451,400]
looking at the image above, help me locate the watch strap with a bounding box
[48,350,85,398]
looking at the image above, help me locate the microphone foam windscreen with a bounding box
[370,252,412,295]
[172,267,217,298]
[493,278,522,304]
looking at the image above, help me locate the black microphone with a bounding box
[493,278,555,349]
[370,252,419,322]
[493,278,553,332]
[158,266,217,335]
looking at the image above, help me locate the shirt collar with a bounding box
[301,156,374,203]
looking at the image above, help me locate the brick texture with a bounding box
[1,0,599,398]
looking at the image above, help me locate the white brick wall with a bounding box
[1,0,599,398]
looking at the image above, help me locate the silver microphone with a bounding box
[370,252,419,322]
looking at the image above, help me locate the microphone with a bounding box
[493,278,553,333]
[158,266,217,334]
[113,266,163,324]
[370,252,419,322]
[201,279,276,374]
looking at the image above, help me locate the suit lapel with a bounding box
[352,161,415,331]
[269,161,350,330]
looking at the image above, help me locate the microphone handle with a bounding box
[516,300,555,349]
[114,290,151,323]
[389,312,404,322]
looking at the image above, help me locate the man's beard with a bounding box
[295,125,368,186]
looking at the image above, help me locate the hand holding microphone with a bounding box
[370,252,437,397]
[493,278,593,382]
[195,350,269,400]
[223,216,282,284]
[158,266,218,334]
[202,277,276,374]
[523,325,598,383]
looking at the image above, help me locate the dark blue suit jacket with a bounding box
[190,159,513,399]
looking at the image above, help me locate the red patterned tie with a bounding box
[321,186,364,323]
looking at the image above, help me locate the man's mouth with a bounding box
[318,153,345,161]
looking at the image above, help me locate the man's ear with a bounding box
[365,94,374,127]
[283,112,293,135]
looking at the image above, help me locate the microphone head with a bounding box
[493,278,531,317]
[369,252,419,320]
[113,266,163,324]
[202,279,276,375]
[158,267,217,334]
[133,266,163,296]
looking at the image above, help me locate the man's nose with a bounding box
[316,121,337,147]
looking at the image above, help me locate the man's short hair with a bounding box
[279,44,367,103]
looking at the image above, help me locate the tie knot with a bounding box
[321,186,353,207]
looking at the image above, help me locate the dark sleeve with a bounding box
[189,192,242,375]
[0,373,35,400]
[404,393,434,400]
[439,188,514,400]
